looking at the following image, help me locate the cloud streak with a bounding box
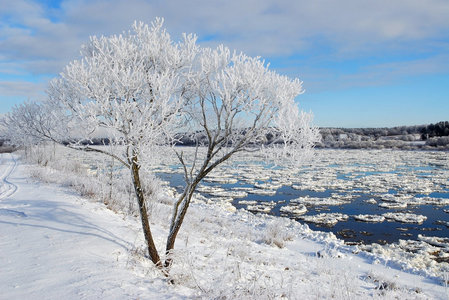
[0,80,45,98]
[0,0,448,124]
[2,0,448,68]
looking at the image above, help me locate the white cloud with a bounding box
[0,81,46,98]
[0,0,448,105]
[2,0,448,61]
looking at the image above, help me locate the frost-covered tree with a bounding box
[165,46,320,265]
[49,19,197,267]
[5,19,198,268]
[1,100,71,158]
[3,19,319,273]
[2,101,48,147]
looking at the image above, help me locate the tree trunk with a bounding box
[165,184,196,267]
[130,157,161,267]
[164,148,234,268]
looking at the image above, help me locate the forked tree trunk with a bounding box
[164,149,236,268]
[165,183,197,267]
[130,157,161,267]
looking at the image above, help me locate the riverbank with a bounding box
[2,151,448,298]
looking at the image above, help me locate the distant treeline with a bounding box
[80,121,449,150]
[318,121,449,150]
[173,122,449,150]
[420,121,449,139]
[4,122,449,151]
[320,125,425,139]
[319,121,449,139]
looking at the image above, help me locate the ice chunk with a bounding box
[378,202,407,209]
[279,204,307,216]
[365,198,377,204]
[353,214,385,223]
[300,213,349,226]
[291,195,349,206]
[383,212,427,224]
[418,235,449,249]
[247,189,277,196]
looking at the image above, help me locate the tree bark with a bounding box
[164,182,198,268]
[164,148,236,268]
[130,156,161,267]
[165,193,190,249]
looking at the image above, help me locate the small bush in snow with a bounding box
[262,219,294,248]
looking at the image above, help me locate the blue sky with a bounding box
[1,0,448,128]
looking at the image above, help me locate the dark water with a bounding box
[157,171,449,246]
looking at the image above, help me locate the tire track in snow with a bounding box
[0,153,18,200]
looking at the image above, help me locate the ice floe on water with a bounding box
[247,188,277,196]
[236,200,257,205]
[380,193,413,202]
[203,175,238,184]
[376,192,449,206]
[208,189,248,199]
[435,220,449,227]
[353,214,385,223]
[408,196,449,206]
[291,195,350,206]
[279,203,307,216]
[383,212,428,224]
[254,182,282,190]
[378,202,408,209]
[418,235,449,249]
[364,198,377,204]
[196,185,225,194]
[300,213,349,226]
[291,184,327,192]
[246,201,276,213]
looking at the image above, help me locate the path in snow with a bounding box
[0,153,18,200]
[0,154,183,299]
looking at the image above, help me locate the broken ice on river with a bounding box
[83,147,449,267]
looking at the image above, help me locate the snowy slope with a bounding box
[1,152,448,299]
[0,153,189,299]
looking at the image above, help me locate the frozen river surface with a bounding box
[72,147,448,265]
[153,149,449,262]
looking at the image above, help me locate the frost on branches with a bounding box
[166,45,320,263]
[49,19,197,268]
[47,19,197,166]
[2,18,319,273]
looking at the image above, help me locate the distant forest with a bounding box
[1,121,449,151]
[420,121,449,139]
[318,121,449,150]
[174,121,449,150]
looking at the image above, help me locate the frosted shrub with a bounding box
[426,136,449,147]
[364,272,402,296]
[262,218,294,248]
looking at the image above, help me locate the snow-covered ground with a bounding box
[1,152,448,299]
[0,153,188,299]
